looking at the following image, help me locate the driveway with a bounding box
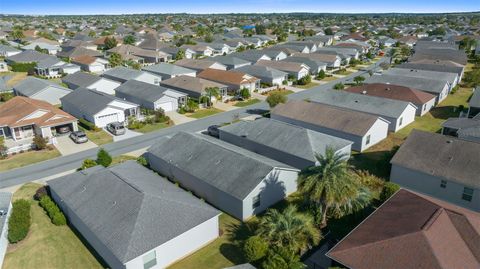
[105,128,142,142]
[54,135,98,156]
[166,111,196,125]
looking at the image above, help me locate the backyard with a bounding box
[3,183,104,269]
[0,149,61,172]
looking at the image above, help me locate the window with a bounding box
[252,194,261,209]
[462,187,474,202]
[399,117,403,126]
[143,250,157,269]
[423,104,426,111]
[440,180,447,188]
[365,135,371,145]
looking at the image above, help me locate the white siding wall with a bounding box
[94,107,124,127]
[392,104,417,132]
[418,98,436,116]
[360,119,390,151]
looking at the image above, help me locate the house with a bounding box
[35,56,81,78]
[273,44,310,54]
[62,72,121,95]
[5,50,51,64]
[468,88,480,118]
[261,49,289,61]
[230,51,272,63]
[22,40,61,55]
[0,193,12,267]
[13,77,72,105]
[315,47,359,60]
[147,132,300,220]
[102,67,162,85]
[304,35,334,47]
[174,59,227,74]
[61,88,140,128]
[255,60,309,80]
[397,62,465,82]
[218,118,353,169]
[142,63,196,79]
[271,100,389,152]
[160,76,228,100]
[327,189,480,269]
[309,90,417,132]
[292,53,341,69]
[346,83,436,116]
[441,117,480,143]
[71,55,110,73]
[158,46,195,60]
[207,55,251,70]
[0,96,78,153]
[282,57,327,75]
[235,65,287,86]
[390,130,480,212]
[180,44,213,57]
[56,46,102,59]
[0,44,21,57]
[48,161,220,269]
[384,67,459,89]
[365,74,450,104]
[410,48,468,66]
[198,68,259,93]
[115,80,186,112]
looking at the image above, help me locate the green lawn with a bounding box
[168,214,248,269]
[265,89,294,96]
[294,82,319,89]
[234,98,261,107]
[322,76,338,82]
[111,155,138,165]
[134,122,172,133]
[187,108,224,119]
[79,127,113,146]
[0,149,61,172]
[333,70,354,76]
[3,183,104,269]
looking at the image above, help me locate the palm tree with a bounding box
[298,147,370,228]
[262,247,306,269]
[204,87,220,107]
[257,205,321,254]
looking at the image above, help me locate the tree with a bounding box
[324,28,334,35]
[243,235,268,263]
[96,148,112,167]
[400,46,411,58]
[204,87,220,107]
[104,36,118,50]
[109,52,123,67]
[298,148,371,227]
[239,88,251,99]
[33,135,48,150]
[123,35,136,45]
[349,26,357,33]
[262,247,306,269]
[316,69,326,80]
[255,24,266,35]
[379,182,400,202]
[266,92,287,108]
[257,205,321,254]
[175,49,185,60]
[34,45,48,54]
[353,76,365,85]
[11,29,25,40]
[333,83,344,90]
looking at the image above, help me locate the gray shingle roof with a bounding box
[391,130,480,188]
[48,161,219,263]
[14,77,70,97]
[61,88,130,115]
[207,55,251,67]
[62,72,102,88]
[235,65,287,80]
[0,44,21,53]
[397,63,464,77]
[219,118,352,163]
[142,63,195,76]
[309,90,414,119]
[6,50,51,63]
[469,89,480,108]
[115,79,181,102]
[384,68,457,86]
[35,56,63,69]
[148,132,296,200]
[102,66,144,81]
[365,74,448,94]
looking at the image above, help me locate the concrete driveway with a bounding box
[166,111,196,125]
[54,135,98,156]
[105,128,142,142]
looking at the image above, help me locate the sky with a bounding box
[1,0,479,15]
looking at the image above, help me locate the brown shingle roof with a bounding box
[327,189,480,269]
[0,96,76,128]
[271,100,381,136]
[346,83,436,105]
[198,68,258,85]
[71,55,97,65]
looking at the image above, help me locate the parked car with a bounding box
[56,126,71,134]
[107,122,126,136]
[207,125,220,138]
[69,131,88,144]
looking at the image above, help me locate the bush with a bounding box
[78,118,99,131]
[316,69,326,80]
[127,117,145,130]
[0,92,14,102]
[266,92,287,108]
[296,74,311,85]
[81,159,97,170]
[137,156,148,166]
[8,199,31,243]
[96,148,112,167]
[39,196,66,226]
[33,135,48,150]
[10,62,36,72]
[379,182,400,202]
[243,235,268,263]
[333,83,345,90]
[240,88,251,99]
[34,186,48,201]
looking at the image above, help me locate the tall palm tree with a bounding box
[298,147,370,228]
[257,205,321,254]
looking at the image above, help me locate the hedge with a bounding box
[10,62,37,72]
[8,199,31,243]
[78,118,99,131]
[39,196,66,226]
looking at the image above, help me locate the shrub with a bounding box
[78,118,99,131]
[137,156,148,166]
[296,74,312,85]
[333,83,345,90]
[33,135,48,150]
[10,62,36,72]
[81,159,97,170]
[240,88,251,99]
[34,186,48,201]
[39,196,66,226]
[316,69,326,80]
[127,117,145,130]
[8,199,31,243]
[0,92,14,102]
[379,182,400,202]
[266,92,287,108]
[243,235,268,263]
[96,148,112,167]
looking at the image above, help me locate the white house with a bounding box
[62,72,121,95]
[71,55,110,74]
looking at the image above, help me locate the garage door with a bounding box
[156,102,174,112]
[96,113,119,127]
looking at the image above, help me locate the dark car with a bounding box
[69,131,88,144]
[207,125,220,138]
[106,122,126,136]
[56,125,71,134]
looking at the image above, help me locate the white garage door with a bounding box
[95,113,119,127]
[156,102,174,112]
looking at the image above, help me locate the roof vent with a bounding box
[354,100,359,103]
[112,201,117,206]
[215,160,221,165]
[362,90,367,95]
[241,135,247,138]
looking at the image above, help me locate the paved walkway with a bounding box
[108,128,142,142]
[54,135,97,156]
[166,111,195,125]
[213,101,238,111]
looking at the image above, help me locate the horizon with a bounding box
[3,0,480,16]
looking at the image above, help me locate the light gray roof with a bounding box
[391,130,480,188]
[35,56,63,69]
[230,51,271,62]
[384,68,457,86]
[0,44,20,53]
[207,55,251,67]
[48,161,219,263]
[235,65,287,80]
[102,66,144,82]
[283,56,327,71]
[309,90,414,119]
[6,50,51,63]
[397,63,464,77]
[115,80,183,102]
[13,77,70,97]
[469,89,480,108]
[142,63,195,76]
[62,72,102,88]
[365,74,448,95]
[442,117,480,130]
[61,88,133,115]
[219,118,352,163]
[148,132,297,200]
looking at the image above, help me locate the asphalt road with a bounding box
[0,57,388,188]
